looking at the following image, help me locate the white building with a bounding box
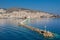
[0,9,6,13]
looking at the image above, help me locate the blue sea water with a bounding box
[0,18,60,40]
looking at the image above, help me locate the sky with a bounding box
[0,0,60,15]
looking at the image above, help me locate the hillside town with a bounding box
[0,8,59,19]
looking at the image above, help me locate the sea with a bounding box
[0,18,60,40]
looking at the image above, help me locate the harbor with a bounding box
[0,18,60,40]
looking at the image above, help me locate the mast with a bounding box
[44,26,47,32]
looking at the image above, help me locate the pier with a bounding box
[18,17,54,38]
[19,24,54,38]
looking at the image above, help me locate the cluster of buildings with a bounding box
[0,8,54,19]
